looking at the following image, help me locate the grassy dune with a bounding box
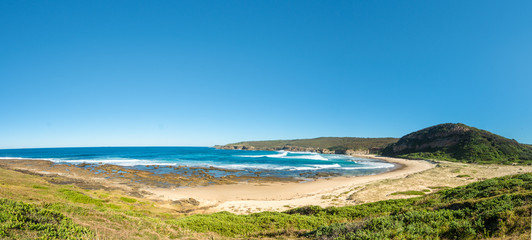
[0,168,190,239]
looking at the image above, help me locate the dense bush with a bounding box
[0,198,92,239]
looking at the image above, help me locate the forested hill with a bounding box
[215,137,399,154]
[382,123,532,164]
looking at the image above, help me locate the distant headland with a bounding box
[217,123,532,165]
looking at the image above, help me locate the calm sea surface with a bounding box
[0,147,396,179]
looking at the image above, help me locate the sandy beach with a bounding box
[145,155,435,213]
[1,155,531,215]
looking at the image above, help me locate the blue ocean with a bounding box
[0,147,396,179]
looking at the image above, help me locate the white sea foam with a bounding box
[237,151,329,161]
[282,154,329,161]
[52,158,179,167]
[287,151,318,154]
[288,164,342,171]
[210,163,284,170]
[276,164,341,171]
[345,161,396,169]
[239,151,289,158]
[0,157,167,167]
[0,157,58,161]
[312,163,341,168]
[326,155,355,160]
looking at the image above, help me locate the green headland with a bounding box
[219,123,532,165]
[381,123,532,164]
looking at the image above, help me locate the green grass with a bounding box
[106,203,122,210]
[32,185,49,190]
[120,197,137,203]
[457,174,471,178]
[58,188,104,206]
[173,198,418,237]
[0,198,92,239]
[172,211,327,237]
[390,190,427,196]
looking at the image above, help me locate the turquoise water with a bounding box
[0,147,396,179]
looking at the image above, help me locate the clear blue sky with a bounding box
[1,0,531,148]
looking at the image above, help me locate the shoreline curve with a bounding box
[144,154,435,213]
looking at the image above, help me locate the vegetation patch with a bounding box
[59,188,103,206]
[0,198,92,239]
[173,199,416,237]
[456,174,471,178]
[120,197,137,203]
[172,173,532,239]
[390,190,426,196]
[32,185,49,190]
[306,173,532,239]
[105,203,121,210]
[382,123,532,164]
